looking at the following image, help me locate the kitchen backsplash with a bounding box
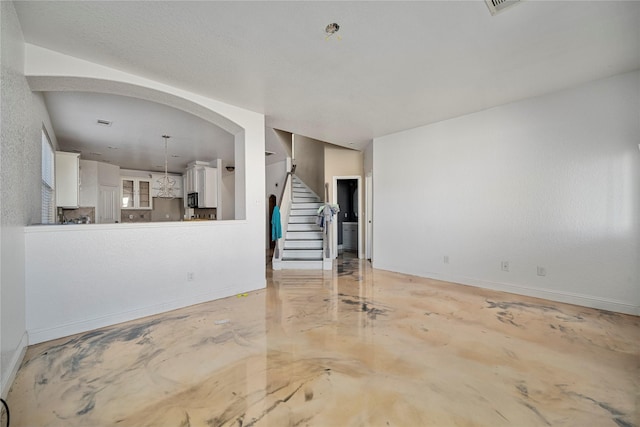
[121,198,184,223]
[121,210,151,223]
[151,197,184,222]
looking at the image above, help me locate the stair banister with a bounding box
[272,164,296,269]
[278,164,296,210]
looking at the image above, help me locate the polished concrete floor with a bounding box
[7,256,639,426]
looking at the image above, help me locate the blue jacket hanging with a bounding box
[271,206,282,240]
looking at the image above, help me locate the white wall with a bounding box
[0,1,59,396]
[25,222,264,343]
[266,160,287,204]
[373,71,640,315]
[363,142,373,176]
[23,45,266,344]
[292,134,325,197]
[324,146,363,195]
[221,169,235,220]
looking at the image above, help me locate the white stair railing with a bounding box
[272,164,296,270]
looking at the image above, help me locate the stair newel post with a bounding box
[322,183,333,270]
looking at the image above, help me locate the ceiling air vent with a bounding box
[485,0,521,16]
[96,119,112,127]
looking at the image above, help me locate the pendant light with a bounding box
[156,135,177,199]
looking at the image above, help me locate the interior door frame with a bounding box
[332,175,363,259]
[365,173,373,261]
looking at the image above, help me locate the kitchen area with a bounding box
[39,91,237,226]
[56,151,225,225]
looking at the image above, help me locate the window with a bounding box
[41,129,55,224]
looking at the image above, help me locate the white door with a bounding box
[365,174,373,260]
[98,185,119,223]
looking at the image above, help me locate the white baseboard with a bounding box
[443,274,639,315]
[28,283,265,345]
[1,331,28,399]
[373,264,639,316]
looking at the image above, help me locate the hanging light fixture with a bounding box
[156,135,177,199]
[325,22,341,41]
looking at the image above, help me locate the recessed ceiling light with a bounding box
[96,119,112,127]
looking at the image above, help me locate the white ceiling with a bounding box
[15,1,640,155]
[43,92,236,173]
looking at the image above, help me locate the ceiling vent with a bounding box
[96,119,112,127]
[485,0,521,15]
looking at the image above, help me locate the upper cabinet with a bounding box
[55,152,80,208]
[197,166,218,208]
[183,161,218,208]
[121,177,152,209]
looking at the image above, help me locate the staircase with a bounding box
[280,176,324,269]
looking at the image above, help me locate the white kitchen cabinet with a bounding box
[55,151,80,208]
[79,160,98,208]
[197,166,218,208]
[121,177,152,209]
[183,161,218,208]
[184,167,197,194]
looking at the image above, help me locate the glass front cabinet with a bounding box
[121,177,152,209]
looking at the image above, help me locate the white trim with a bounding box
[25,219,249,233]
[27,283,263,344]
[332,176,363,260]
[373,265,639,315]
[1,332,28,399]
[278,260,324,270]
[365,173,373,261]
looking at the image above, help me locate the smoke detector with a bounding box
[485,0,521,15]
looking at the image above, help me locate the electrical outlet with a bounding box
[501,261,509,272]
[537,266,546,276]
[444,255,449,264]
[187,272,194,281]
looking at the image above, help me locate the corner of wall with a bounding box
[1,331,27,399]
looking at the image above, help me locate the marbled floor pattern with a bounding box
[7,257,639,427]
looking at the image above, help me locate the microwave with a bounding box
[187,192,198,208]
